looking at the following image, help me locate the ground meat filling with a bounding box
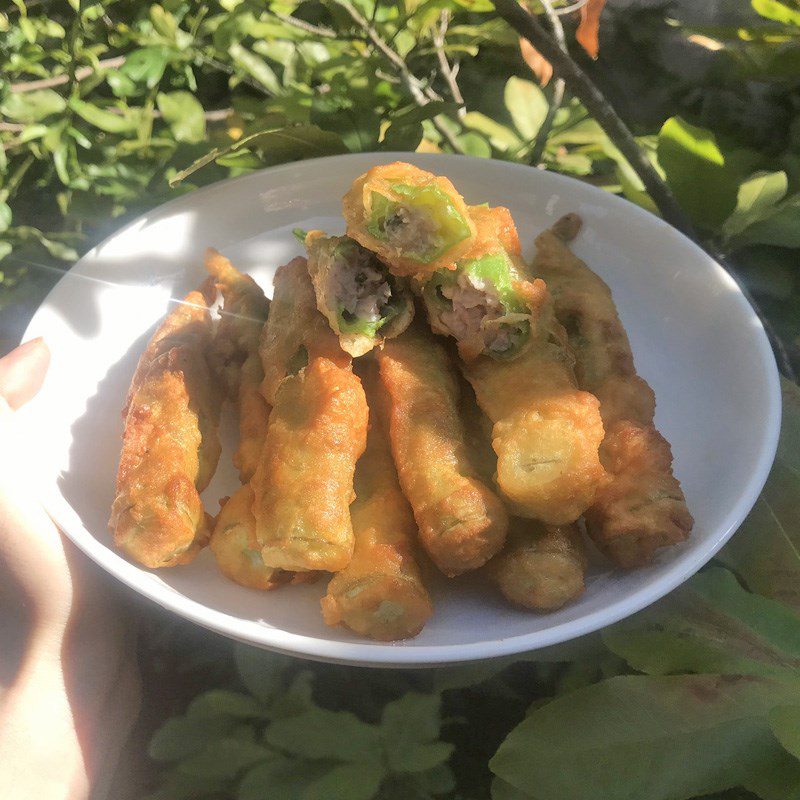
[330,245,392,324]
[439,272,514,354]
[382,204,439,255]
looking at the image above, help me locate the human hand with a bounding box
[0,339,141,800]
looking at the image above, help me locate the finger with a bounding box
[0,338,50,411]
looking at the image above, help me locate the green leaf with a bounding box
[0,90,66,123]
[657,117,759,230]
[310,95,380,152]
[717,378,800,613]
[504,77,548,141]
[462,112,522,152]
[176,737,272,780]
[266,707,382,762]
[752,0,800,25]
[156,91,206,143]
[0,242,12,261]
[142,770,228,800]
[728,194,800,249]
[0,203,11,236]
[603,567,800,679]
[234,644,295,703]
[492,777,537,800]
[68,98,137,134]
[121,47,170,88]
[187,689,265,720]
[723,171,789,241]
[106,69,137,98]
[238,757,331,800]
[381,693,443,746]
[229,42,283,95]
[148,715,238,762]
[303,761,386,800]
[491,674,800,800]
[770,706,800,759]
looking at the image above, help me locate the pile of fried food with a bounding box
[109,162,693,641]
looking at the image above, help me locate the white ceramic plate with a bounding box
[21,153,781,667]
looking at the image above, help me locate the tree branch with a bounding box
[433,10,465,117]
[272,11,338,39]
[10,56,126,94]
[493,0,694,236]
[332,0,463,154]
[529,0,566,166]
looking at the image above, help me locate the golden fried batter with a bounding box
[205,249,270,482]
[490,521,586,611]
[377,322,508,577]
[532,217,693,567]
[462,291,606,526]
[252,356,368,572]
[210,485,291,590]
[343,162,477,278]
[321,363,432,641]
[110,284,221,568]
[259,257,348,405]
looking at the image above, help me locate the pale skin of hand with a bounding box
[0,339,141,800]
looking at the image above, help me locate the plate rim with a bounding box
[24,151,783,667]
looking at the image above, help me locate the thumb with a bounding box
[0,338,51,412]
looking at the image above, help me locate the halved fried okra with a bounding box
[343,162,476,277]
[302,231,414,357]
[422,206,544,361]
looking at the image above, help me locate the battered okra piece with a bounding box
[343,162,477,277]
[259,256,348,406]
[303,231,414,357]
[462,286,607,526]
[252,357,369,573]
[376,321,509,577]
[490,521,587,611]
[533,215,693,567]
[422,206,543,361]
[205,249,270,482]
[321,363,432,641]
[210,485,291,591]
[110,281,222,568]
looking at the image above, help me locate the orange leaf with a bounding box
[576,0,607,60]
[520,37,553,86]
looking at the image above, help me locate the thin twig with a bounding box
[529,0,566,165]
[433,10,465,118]
[332,0,463,153]
[497,0,796,379]
[332,0,430,106]
[10,56,126,93]
[493,0,694,236]
[272,11,338,39]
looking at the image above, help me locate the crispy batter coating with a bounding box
[377,322,508,576]
[490,520,586,611]
[210,485,291,590]
[110,285,221,568]
[463,291,606,526]
[259,257,348,405]
[321,363,432,640]
[343,162,477,278]
[205,249,270,482]
[533,217,692,567]
[252,356,368,572]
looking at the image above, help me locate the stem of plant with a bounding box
[529,0,566,166]
[494,0,796,379]
[493,0,693,237]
